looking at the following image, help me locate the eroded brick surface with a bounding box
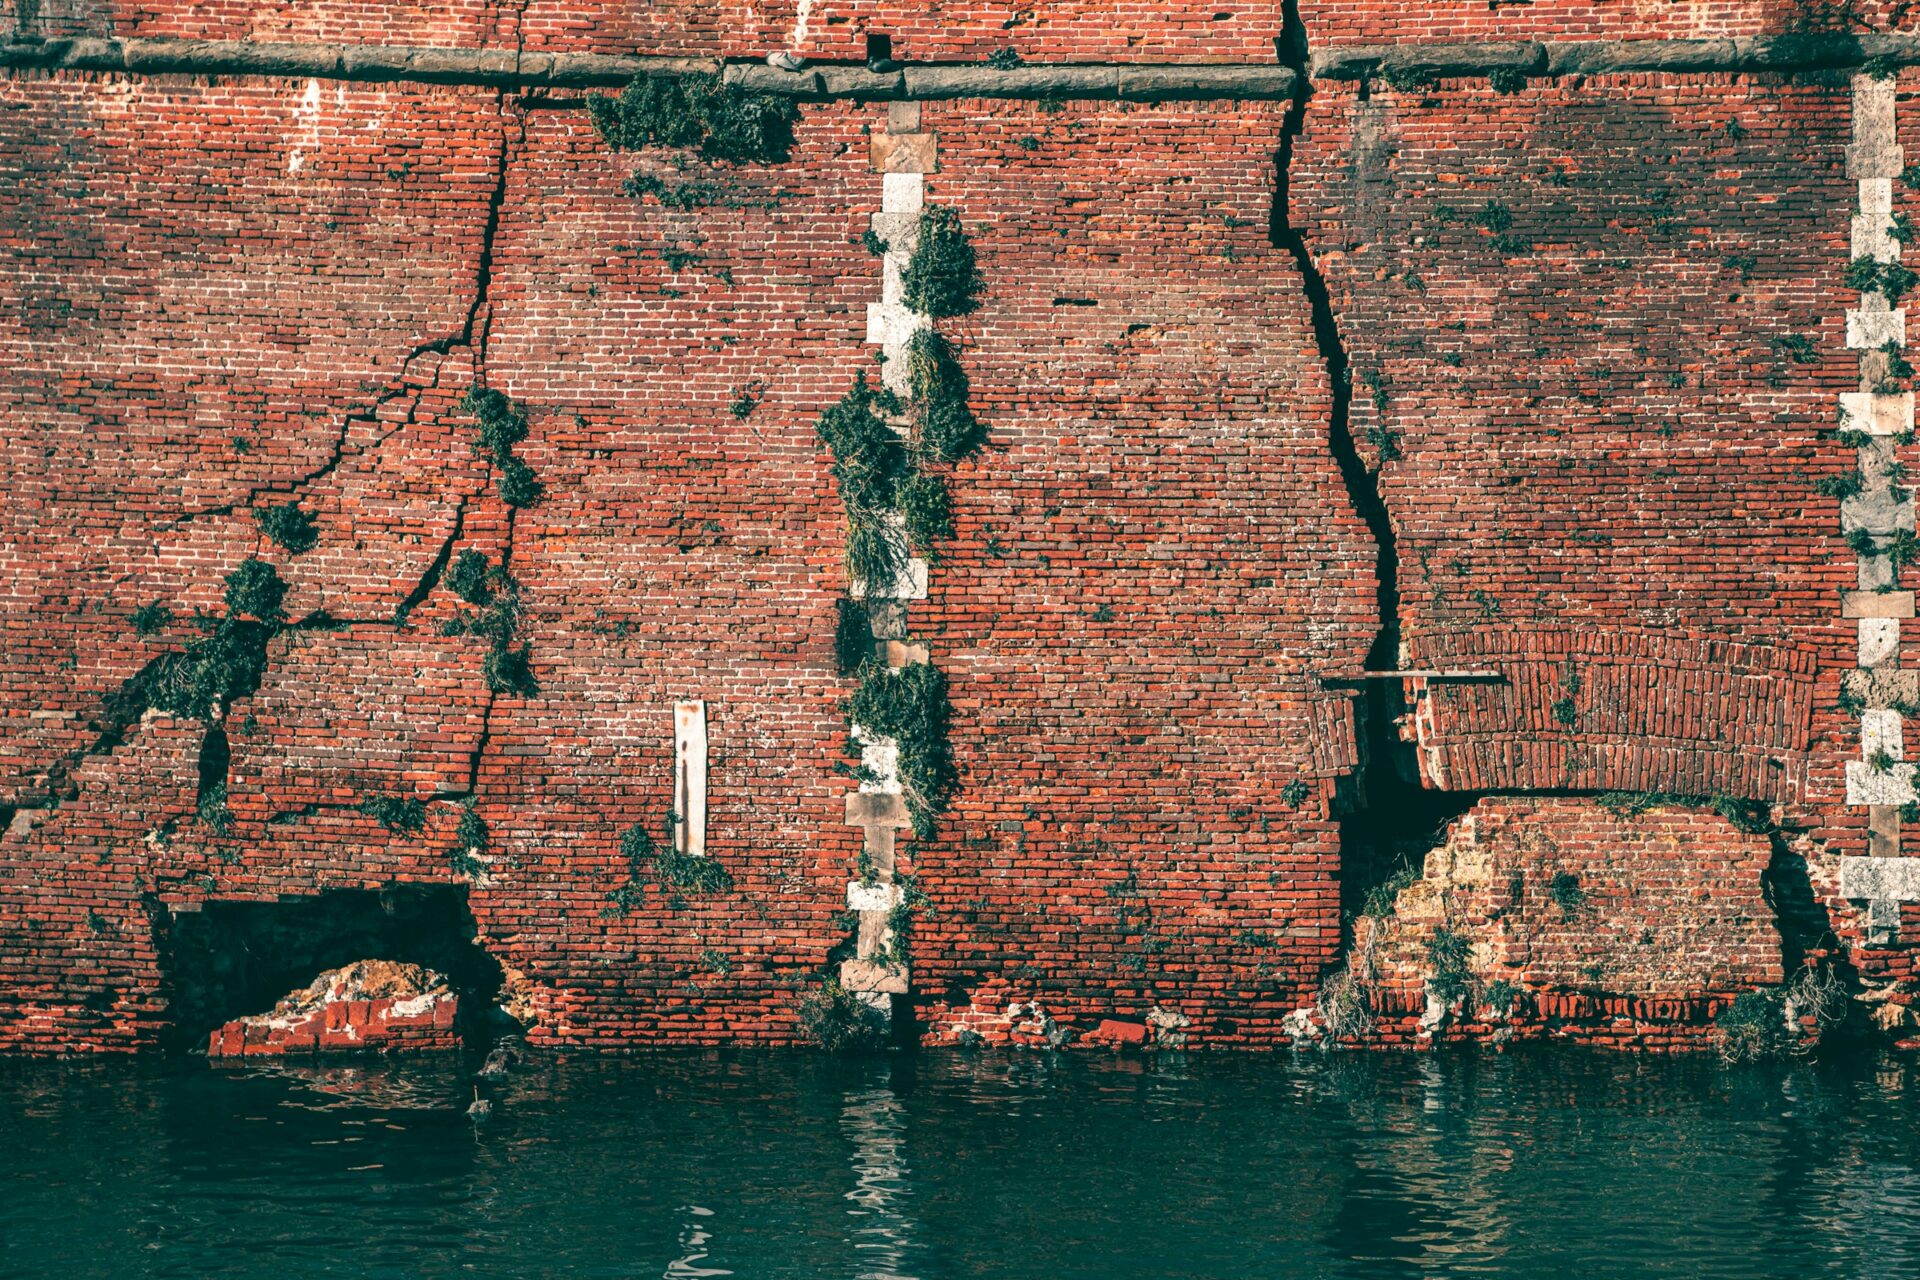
[1354,797,1782,1050]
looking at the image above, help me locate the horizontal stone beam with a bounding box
[1314,33,1920,80]
[7,35,1920,97]
[0,37,1297,98]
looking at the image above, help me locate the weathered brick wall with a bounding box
[0,75,1378,1052]
[19,0,1295,62]
[1292,74,1845,797]
[1298,0,1915,45]
[1352,797,1782,1050]
[10,19,1920,1053]
[35,0,1920,58]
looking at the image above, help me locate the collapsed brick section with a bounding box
[206,993,458,1056]
[1348,796,1783,1049]
[204,961,461,1058]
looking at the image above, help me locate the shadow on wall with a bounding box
[156,885,502,1051]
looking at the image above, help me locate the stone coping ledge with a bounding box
[7,34,1920,97]
[0,37,1295,98]
[1313,33,1920,80]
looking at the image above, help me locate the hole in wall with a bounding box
[156,884,503,1051]
[866,34,893,66]
[1052,297,1097,307]
[196,724,228,813]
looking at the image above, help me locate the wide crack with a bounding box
[1272,3,1430,927]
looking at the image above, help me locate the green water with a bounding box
[4,1047,1919,1278]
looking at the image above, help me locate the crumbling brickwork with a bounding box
[1352,797,1783,1050]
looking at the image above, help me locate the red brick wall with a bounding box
[0,79,1380,1051]
[5,50,1915,1054]
[1291,75,1845,799]
[19,0,1920,59]
[1298,1,1915,45]
[25,0,1295,62]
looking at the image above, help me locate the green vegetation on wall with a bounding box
[587,73,799,165]
[847,661,957,837]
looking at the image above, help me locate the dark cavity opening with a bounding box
[195,724,229,811]
[157,884,502,1052]
[866,34,893,66]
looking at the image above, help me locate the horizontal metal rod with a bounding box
[1319,670,1508,685]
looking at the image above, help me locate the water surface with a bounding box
[5,1047,1919,1278]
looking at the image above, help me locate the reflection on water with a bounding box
[6,1048,1920,1279]
[663,1205,731,1280]
[840,1080,920,1280]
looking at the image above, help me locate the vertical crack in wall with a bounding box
[1272,3,1423,865]
[1270,5,1479,1002]
[1272,4,1399,683]
[458,92,526,802]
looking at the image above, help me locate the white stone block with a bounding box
[1864,708,1906,761]
[1862,617,1902,668]
[1851,78,1904,178]
[881,253,907,306]
[1861,178,1895,218]
[881,171,923,214]
[865,300,927,347]
[1848,307,1907,349]
[1840,854,1920,901]
[869,211,920,243]
[850,555,928,602]
[1847,759,1918,805]
[852,723,901,795]
[847,881,904,912]
[880,343,913,397]
[1854,212,1901,262]
[1840,392,1914,436]
[673,699,707,858]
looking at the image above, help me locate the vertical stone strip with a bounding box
[838,103,939,1009]
[1841,72,1920,940]
[673,700,707,859]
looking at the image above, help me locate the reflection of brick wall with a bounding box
[207,993,459,1057]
